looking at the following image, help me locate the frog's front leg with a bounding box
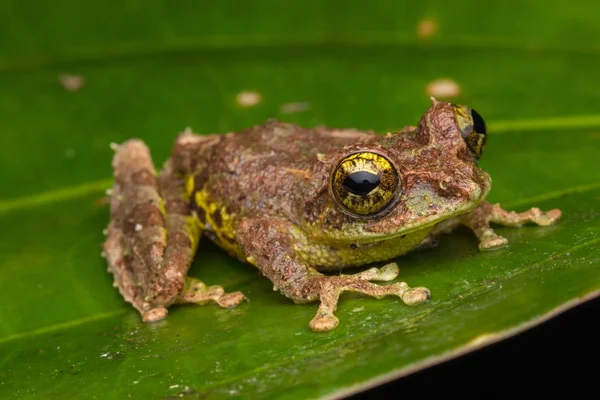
[461,201,561,251]
[103,140,244,322]
[237,218,430,332]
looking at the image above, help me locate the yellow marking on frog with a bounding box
[453,104,472,133]
[453,104,486,157]
[185,175,195,199]
[157,197,166,218]
[186,213,201,253]
[194,189,242,257]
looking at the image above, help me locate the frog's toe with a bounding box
[535,208,561,226]
[401,287,431,306]
[376,263,400,281]
[309,312,339,332]
[354,263,399,282]
[520,207,559,226]
[142,307,168,322]
[479,235,508,251]
[215,291,247,308]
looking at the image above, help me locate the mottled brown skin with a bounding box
[103,98,561,331]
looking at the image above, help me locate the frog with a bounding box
[102,97,561,332]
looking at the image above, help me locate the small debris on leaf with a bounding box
[417,18,437,39]
[280,102,311,114]
[59,74,85,92]
[426,78,461,98]
[236,91,262,108]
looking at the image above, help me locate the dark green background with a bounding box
[0,1,599,399]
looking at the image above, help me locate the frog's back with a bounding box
[213,120,375,204]
[226,120,375,169]
[184,120,375,257]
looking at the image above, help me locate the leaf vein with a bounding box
[0,309,125,346]
[3,33,600,73]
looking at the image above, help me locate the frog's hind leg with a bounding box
[103,139,168,321]
[161,136,246,310]
[460,201,561,251]
[103,139,244,323]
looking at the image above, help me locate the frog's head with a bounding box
[320,97,491,242]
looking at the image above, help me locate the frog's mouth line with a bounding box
[309,200,479,246]
[359,201,480,244]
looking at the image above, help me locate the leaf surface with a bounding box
[0,1,599,399]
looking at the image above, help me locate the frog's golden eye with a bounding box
[331,152,400,217]
[453,104,487,158]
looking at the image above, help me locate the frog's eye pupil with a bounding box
[343,171,380,196]
[471,108,487,136]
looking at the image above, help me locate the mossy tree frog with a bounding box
[103,98,560,331]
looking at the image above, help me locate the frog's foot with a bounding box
[462,201,562,251]
[176,277,246,308]
[309,263,430,332]
[141,279,245,322]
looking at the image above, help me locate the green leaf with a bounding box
[1,1,599,398]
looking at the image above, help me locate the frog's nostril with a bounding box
[438,177,452,191]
